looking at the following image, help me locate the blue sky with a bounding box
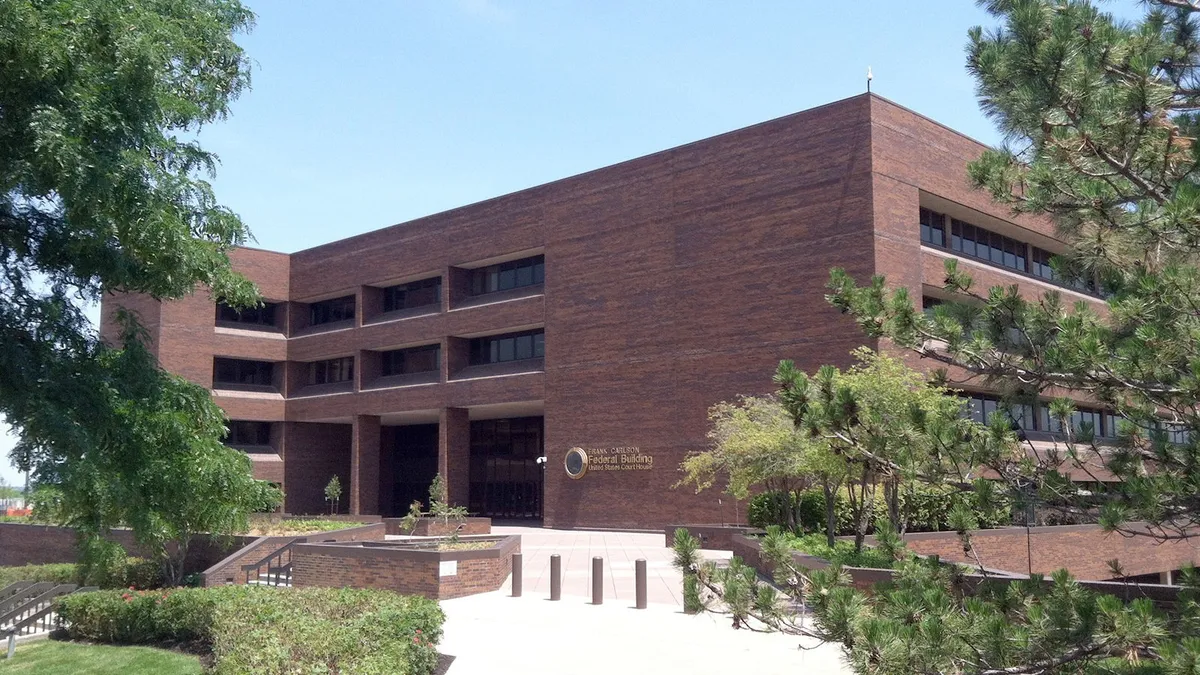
[0,0,1141,487]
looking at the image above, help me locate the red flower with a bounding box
[415,629,421,634]
[412,637,420,644]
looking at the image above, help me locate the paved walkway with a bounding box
[435,526,850,675]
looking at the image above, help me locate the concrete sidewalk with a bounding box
[436,526,850,674]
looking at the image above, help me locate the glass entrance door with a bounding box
[468,417,543,519]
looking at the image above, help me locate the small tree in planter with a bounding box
[400,475,469,541]
[324,475,342,515]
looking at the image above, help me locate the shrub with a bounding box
[0,563,77,589]
[56,586,445,675]
[748,486,1012,534]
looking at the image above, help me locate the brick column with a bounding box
[350,415,382,515]
[438,407,470,507]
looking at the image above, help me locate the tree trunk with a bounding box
[853,467,872,553]
[886,478,900,530]
[822,481,837,548]
[166,537,189,588]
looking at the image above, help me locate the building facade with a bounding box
[100,94,1106,529]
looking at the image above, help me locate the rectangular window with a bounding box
[1031,247,1097,294]
[381,344,441,377]
[469,255,545,296]
[1041,404,1114,438]
[948,218,1029,275]
[213,358,274,387]
[960,393,1037,432]
[224,421,272,447]
[382,277,441,313]
[920,208,946,247]
[469,329,545,365]
[216,301,277,327]
[310,356,354,385]
[309,295,355,326]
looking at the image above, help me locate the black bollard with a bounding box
[635,558,647,609]
[550,554,561,601]
[592,556,604,605]
[512,552,523,597]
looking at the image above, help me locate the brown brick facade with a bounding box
[101,93,1110,530]
[291,536,519,600]
[200,522,385,586]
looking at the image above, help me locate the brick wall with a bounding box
[901,524,1200,580]
[0,523,252,574]
[284,422,352,515]
[383,517,491,537]
[200,522,384,587]
[291,535,519,600]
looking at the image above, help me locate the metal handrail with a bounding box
[0,583,30,603]
[0,583,52,616]
[0,584,75,627]
[3,584,95,659]
[240,537,303,586]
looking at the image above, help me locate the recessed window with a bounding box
[920,208,946,247]
[469,255,544,296]
[383,277,441,313]
[310,356,354,385]
[950,218,1027,274]
[224,421,272,447]
[309,295,355,326]
[381,344,440,376]
[216,301,277,327]
[469,329,545,365]
[959,392,1116,438]
[213,358,274,387]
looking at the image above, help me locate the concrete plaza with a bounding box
[435,526,850,675]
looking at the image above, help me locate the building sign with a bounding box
[439,560,458,577]
[565,446,653,478]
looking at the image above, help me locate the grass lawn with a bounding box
[0,640,202,674]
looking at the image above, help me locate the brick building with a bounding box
[100,93,1108,529]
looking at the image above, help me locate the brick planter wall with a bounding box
[665,524,765,551]
[0,523,253,574]
[200,522,385,587]
[291,535,520,600]
[382,517,491,537]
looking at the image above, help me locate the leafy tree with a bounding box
[324,475,343,515]
[800,0,1200,672]
[1,0,280,585]
[400,475,469,541]
[774,348,994,550]
[678,395,830,533]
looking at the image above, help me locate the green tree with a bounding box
[678,395,826,533]
[775,348,994,550]
[1,0,280,585]
[324,475,343,515]
[808,0,1200,672]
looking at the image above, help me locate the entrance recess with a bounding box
[386,424,438,517]
[468,417,543,519]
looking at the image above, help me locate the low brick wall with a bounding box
[732,533,1184,606]
[291,535,520,600]
[900,523,1200,580]
[201,522,385,587]
[382,517,491,537]
[0,523,252,574]
[666,524,765,551]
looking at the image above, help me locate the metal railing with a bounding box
[241,539,301,587]
[2,583,96,659]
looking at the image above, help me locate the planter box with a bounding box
[292,534,520,600]
[382,516,491,537]
[665,524,764,551]
[200,522,385,587]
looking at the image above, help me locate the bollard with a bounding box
[550,554,561,601]
[635,558,647,609]
[512,553,523,597]
[592,556,604,605]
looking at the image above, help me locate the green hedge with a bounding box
[0,557,161,591]
[56,586,445,675]
[748,486,1012,534]
[0,563,77,589]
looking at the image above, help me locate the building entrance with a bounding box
[384,424,438,517]
[468,417,543,519]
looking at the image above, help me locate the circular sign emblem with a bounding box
[564,447,588,479]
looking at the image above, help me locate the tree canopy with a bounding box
[0,0,278,582]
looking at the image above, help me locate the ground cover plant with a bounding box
[55,585,445,675]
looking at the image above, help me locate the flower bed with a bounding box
[291,535,520,600]
[55,585,444,674]
[383,516,492,537]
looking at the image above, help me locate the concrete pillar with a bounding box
[350,415,382,515]
[1161,570,1174,585]
[438,407,470,507]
